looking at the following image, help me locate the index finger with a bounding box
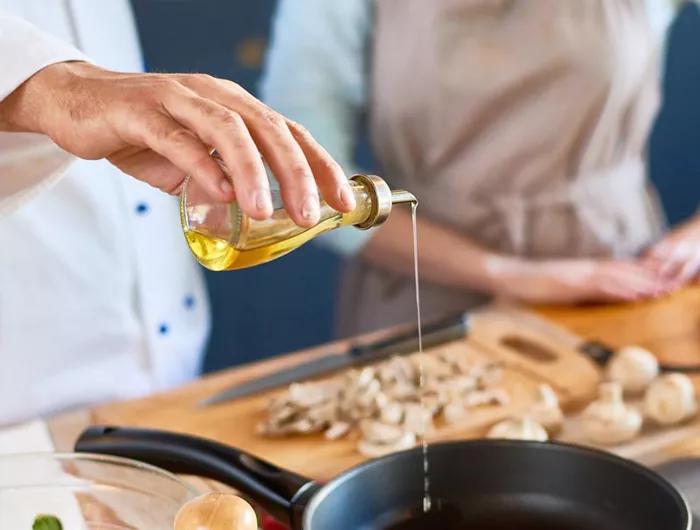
[285,119,356,213]
[181,76,323,228]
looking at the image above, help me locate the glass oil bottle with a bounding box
[180,153,417,271]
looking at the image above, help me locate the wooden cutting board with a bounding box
[91,308,608,481]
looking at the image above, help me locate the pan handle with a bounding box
[75,426,315,527]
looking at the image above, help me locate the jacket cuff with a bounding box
[0,10,91,102]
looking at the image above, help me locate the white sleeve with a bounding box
[259,0,376,256]
[647,0,677,43]
[0,9,90,219]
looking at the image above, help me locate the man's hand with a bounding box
[489,257,673,305]
[641,215,700,286]
[0,61,356,227]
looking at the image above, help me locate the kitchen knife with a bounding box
[197,312,470,407]
[580,340,700,374]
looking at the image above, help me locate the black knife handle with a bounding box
[348,312,469,363]
[579,341,616,366]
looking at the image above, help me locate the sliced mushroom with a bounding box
[437,350,472,374]
[379,357,417,384]
[356,379,382,408]
[471,362,504,387]
[465,389,510,408]
[530,384,565,436]
[306,402,338,425]
[269,404,298,424]
[325,422,352,441]
[443,401,468,425]
[446,375,478,395]
[391,381,419,401]
[359,420,406,444]
[403,403,434,436]
[357,367,378,387]
[357,432,417,458]
[258,351,511,445]
[380,402,405,425]
[288,383,332,408]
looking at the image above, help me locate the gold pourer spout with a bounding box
[390,189,418,206]
[350,174,417,230]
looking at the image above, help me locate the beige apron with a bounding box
[337,0,667,337]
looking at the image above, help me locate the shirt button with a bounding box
[135,202,149,215]
[184,295,195,309]
[159,323,169,335]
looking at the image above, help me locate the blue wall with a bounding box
[131,0,700,372]
[650,3,700,226]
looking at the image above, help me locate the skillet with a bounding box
[75,425,691,530]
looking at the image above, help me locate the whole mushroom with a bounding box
[606,346,659,395]
[644,373,698,427]
[580,382,642,446]
[487,415,549,442]
[529,384,564,436]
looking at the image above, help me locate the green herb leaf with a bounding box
[33,514,63,530]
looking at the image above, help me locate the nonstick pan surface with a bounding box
[75,426,691,530]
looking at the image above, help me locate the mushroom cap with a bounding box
[581,403,643,445]
[174,494,258,530]
[644,373,698,426]
[487,416,548,442]
[606,346,660,394]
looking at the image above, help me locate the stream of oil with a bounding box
[410,203,431,514]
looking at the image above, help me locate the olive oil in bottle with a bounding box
[180,154,416,271]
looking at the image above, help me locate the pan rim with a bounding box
[301,438,692,529]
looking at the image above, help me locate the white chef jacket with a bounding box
[0,0,211,426]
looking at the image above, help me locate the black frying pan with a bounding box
[75,426,691,530]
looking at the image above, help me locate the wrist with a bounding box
[0,60,93,134]
[483,254,533,296]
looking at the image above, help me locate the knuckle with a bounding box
[286,119,310,138]
[175,73,215,90]
[140,117,167,142]
[162,126,194,146]
[191,152,215,173]
[316,156,343,178]
[219,78,244,93]
[288,162,313,182]
[193,73,216,85]
[217,109,244,129]
[240,159,263,179]
[156,76,183,92]
[161,180,183,196]
[260,110,287,131]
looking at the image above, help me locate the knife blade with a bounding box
[197,312,470,407]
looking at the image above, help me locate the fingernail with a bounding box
[301,195,320,221]
[220,179,234,196]
[339,185,356,209]
[253,190,272,215]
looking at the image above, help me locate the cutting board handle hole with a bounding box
[500,335,558,364]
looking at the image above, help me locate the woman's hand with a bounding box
[641,216,700,286]
[0,61,356,227]
[488,256,672,305]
